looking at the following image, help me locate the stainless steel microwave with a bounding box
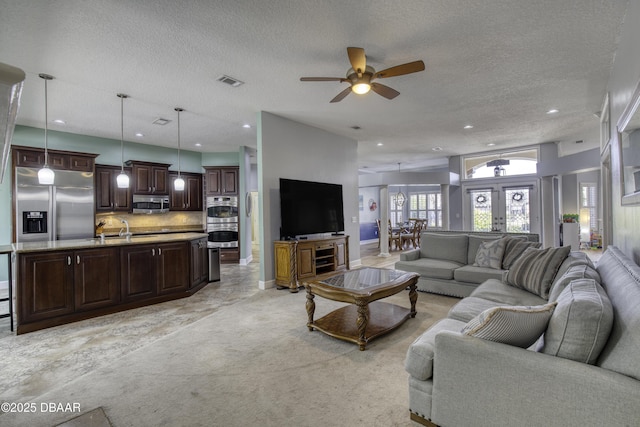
[132,195,170,214]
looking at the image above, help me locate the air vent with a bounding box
[152,118,171,126]
[217,75,244,87]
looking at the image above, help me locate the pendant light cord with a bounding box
[117,94,128,173]
[43,77,49,167]
[175,107,183,177]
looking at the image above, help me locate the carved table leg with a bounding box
[306,288,315,331]
[409,281,418,318]
[356,299,370,351]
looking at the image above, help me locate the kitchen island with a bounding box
[13,232,209,334]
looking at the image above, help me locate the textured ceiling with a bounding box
[0,0,628,173]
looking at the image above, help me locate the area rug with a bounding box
[1,288,456,427]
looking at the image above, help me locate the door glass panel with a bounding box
[470,190,492,232]
[504,188,530,233]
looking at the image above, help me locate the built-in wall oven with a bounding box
[206,196,238,248]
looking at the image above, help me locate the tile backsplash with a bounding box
[96,211,205,235]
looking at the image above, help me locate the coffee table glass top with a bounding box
[317,268,407,290]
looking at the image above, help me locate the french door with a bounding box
[464,181,539,234]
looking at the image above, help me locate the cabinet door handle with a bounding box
[77,255,80,264]
[152,248,155,256]
[67,256,71,266]
[148,186,151,192]
[158,248,162,255]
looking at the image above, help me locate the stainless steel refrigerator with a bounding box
[15,167,95,242]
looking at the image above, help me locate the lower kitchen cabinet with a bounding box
[18,247,120,323]
[190,238,209,288]
[19,251,75,323]
[16,235,209,334]
[120,242,189,301]
[74,248,120,311]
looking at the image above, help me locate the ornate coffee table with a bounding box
[304,267,419,350]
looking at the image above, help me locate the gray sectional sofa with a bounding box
[404,245,640,427]
[395,231,540,297]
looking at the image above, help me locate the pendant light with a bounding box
[394,163,406,207]
[173,107,185,191]
[116,93,130,188]
[37,73,55,185]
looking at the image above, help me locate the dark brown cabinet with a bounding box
[13,145,96,172]
[19,251,75,323]
[74,248,120,311]
[169,172,203,211]
[190,238,209,288]
[95,165,132,212]
[120,242,189,302]
[18,247,119,323]
[205,167,238,195]
[126,161,170,195]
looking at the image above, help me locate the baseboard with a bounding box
[239,254,253,265]
[259,279,276,290]
[360,239,378,245]
[0,280,7,291]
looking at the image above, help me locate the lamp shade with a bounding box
[174,176,185,191]
[37,165,55,185]
[116,171,129,188]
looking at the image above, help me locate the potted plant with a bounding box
[562,213,580,223]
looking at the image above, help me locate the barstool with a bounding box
[0,246,13,332]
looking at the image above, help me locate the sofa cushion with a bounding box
[448,296,510,323]
[467,234,503,265]
[473,238,507,269]
[548,264,601,303]
[537,279,613,364]
[453,265,505,285]
[555,251,596,280]
[469,279,548,306]
[395,258,463,280]
[405,318,467,381]
[461,302,557,348]
[420,233,469,265]
[506,246,571,299]
[501,239,542,270]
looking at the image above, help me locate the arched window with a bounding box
[463,148,538,179]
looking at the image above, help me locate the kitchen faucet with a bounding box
[119,219,132,240]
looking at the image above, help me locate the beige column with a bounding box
[379,186,390,257]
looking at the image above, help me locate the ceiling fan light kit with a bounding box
[300,47,424,103]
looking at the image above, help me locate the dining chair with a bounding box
[388,221,402,250]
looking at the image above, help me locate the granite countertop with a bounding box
[11,232,209,253]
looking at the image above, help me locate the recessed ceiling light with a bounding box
[242,124,251,129]
[195,143,202,147]
[432,147,443,151]
[135,132,144,137]
[53,119,65,125]
[377,142,383,146]
[487,143,496,147]
[547,109,559,114]
[463,125,474,129]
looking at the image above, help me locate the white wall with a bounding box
[607,0,640,262]
[257,112,359,287]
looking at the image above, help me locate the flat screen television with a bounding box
[279,178,344,239]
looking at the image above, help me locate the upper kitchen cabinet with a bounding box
[205,166,239,195]
[126,160,170,195]
[95,165,132,212]
[169,172,203,211]
[13,145,97,172]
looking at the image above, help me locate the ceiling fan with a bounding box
[300,47,425,103]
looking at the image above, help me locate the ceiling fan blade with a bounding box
[300,77,348,82]
[370,82,400,100]
[374,60,425,79]
[347,47,367,76]
[330,86,352,103]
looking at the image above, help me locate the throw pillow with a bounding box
[506,246,571,299]
[461,302,557,348]
[502,239,542,270]
[538,279,613,364]
[473,238,507,269]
